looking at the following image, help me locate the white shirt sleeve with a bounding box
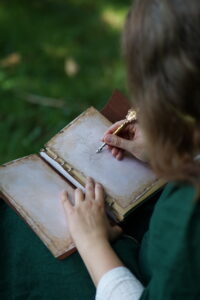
[95,266,144,300]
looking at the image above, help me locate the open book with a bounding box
[0,91,164,259]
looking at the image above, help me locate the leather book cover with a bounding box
[0,91,132,260]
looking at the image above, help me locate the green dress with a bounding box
[139,182,200,299]
[0,182,199,299]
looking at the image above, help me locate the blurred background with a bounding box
[0,0,132,164]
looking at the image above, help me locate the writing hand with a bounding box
[102,120,149,163]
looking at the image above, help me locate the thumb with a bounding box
[104,134,132,152]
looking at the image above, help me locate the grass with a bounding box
[0,0,132,164]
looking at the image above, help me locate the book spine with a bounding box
[40,148,124,222]
[41,147,86,186]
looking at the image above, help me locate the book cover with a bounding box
[0,91,164,259]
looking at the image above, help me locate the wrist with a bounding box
[76,234,110,256]
[77,237,123,286]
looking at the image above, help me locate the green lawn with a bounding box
[0,0,131,164]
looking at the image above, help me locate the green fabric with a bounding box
[1,182,200,299]
[0,200,140,300]
[139,183,200,299]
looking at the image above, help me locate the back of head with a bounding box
[123,0,200,187]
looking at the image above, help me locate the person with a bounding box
[1,0,200,299]
[61,0,200,299]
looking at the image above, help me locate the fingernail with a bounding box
[61,194,66,202]
[96,183,101,188]
[116,154,122,160]
[61,189,66,196]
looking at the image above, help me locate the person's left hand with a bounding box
[61,177,122,252]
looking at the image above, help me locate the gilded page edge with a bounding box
[111,178,166,221]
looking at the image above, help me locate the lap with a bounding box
[0,200,140,300]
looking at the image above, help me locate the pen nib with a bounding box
[96,142,106,153]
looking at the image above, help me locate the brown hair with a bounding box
[123,0,200,191]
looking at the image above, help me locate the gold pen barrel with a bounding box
[112,121,128,135]
[96,109,137,154]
